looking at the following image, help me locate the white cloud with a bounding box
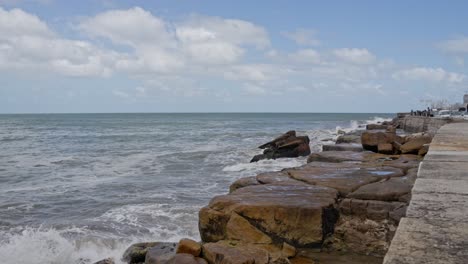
[288,49,321,64]
[0,7,117,77]
[333,48,376,64]
[282,29,320,46]
[393,67,465,83]
[439,36,468,54]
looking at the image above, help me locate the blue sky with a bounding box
[0,0,467,113]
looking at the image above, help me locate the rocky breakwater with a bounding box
[250,130,311,162]
[107,120,433,264]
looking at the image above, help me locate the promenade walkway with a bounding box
[383,123,468,264]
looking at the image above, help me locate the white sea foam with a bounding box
[0,227,130,264]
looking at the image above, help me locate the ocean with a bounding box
[0,113,393,264]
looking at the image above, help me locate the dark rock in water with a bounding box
[93,258,114,264]
[336,134,361,144]
[145,243,178,264]
[251,131,310,162]
[123,242,176,264]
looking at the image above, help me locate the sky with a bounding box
[0,0,467,113]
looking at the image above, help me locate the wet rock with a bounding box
[199,183,338,247]
[251,131,311,162]
[165,253,204,264]
[176,238,201,257]
[123,242,167,264]
[361,131,396,152]
[229,177,260,193]
[144,243,178,264]
[286,163,404,196]
[93,258,114,264]
[348,177,412,201]
[202,241,270,264]
[322,144,363,152]
[400,134,432,154]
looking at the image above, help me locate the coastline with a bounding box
[103,113,445,264]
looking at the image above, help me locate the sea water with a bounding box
[0,113,392,264]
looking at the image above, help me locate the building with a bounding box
[464,94,468,112]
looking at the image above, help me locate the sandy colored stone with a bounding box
[378,143,393,154]
[202,241,270,264]
[229,176,259,193]
[418,144,429,156]
[166,253,202,264]
[200,183,338,247]
[400,135,432,154]
[286,164,404,196]
[348,178,412,201]
[361,131,396,152]
[226,212,272,244]
[281,242,296,258]
[176,238,202,257]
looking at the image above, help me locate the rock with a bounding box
[165,253,204,264]
[386,126,397,133]
[366,124,388,130]
[322,144,363,152]
[229,177,259,193]
[251,131,311,162]
[361,131,396,152]
[286,163,404,196]
[377,143,393,154]
[202,241,270,264]
[226,212,272,244]
[255,171,304,185]
[123,242,163,264]
[348,177,412,201]
[199,183,338,247]
[418,143,430,156]
[336,135,361,144]
[144,243,178,264]
[176,239,201,257]
[306,151,421,173]
[281,242,296,258]
[400,135,432,154]
[339,198,407,221]
[93,258,114,264]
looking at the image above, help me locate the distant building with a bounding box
[464,94,468,112]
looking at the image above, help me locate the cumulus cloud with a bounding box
[0,6,119,77]
[333,48,376,64]
[393,67,465,83]
[282,28,320,46]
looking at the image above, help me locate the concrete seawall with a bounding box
[383,123,468,264]
[397,116,454,134]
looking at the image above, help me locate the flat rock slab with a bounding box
[286,164,404,196]
[348,177,412,201]
[322,144,363,152]
[200,183,338,247]
[202,241,270,264]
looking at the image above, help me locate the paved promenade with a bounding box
[383,123,468,264]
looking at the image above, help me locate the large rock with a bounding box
[93,258,114,264]
[165,253,206,264]
[377,143,393,154]
[339,199,407,221]
[348,177,412,201]
[366,124,388,130]
[202,241,270,264]
[122,242,175,264]
[336,135,361,144]
[251,131,311,162]
[144,243,178,264]
[322,144,363,152]
[286,163,404,196]
[307,151,421,173]
[199,183,338,247]
[400,134,432,154]
[229,177,260,193]
[361,131,396,152]
[176,239,202,257]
